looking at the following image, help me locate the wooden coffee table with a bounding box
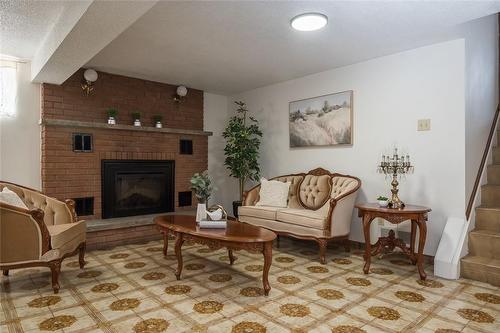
[154,214,277,295]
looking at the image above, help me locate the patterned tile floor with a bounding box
[1,237,499,333]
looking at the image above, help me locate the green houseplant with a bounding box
[222,101,262,216]
[132,112,141,127]
[153,115,163,128]
[106,108,117,124]
[190,170,216,204]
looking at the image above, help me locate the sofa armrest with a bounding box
[326,190,359,237]
[0,203,51,264]
[243,185,261,206]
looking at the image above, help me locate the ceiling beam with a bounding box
[31,0,157,84]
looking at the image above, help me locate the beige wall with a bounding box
[0,62,41,189]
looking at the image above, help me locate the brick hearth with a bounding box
[41,69,209,220]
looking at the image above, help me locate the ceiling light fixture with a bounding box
[290,13,328,32]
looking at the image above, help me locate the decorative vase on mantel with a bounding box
[133,119,141,127]
[108,116,116,125]
[155,121,162,128]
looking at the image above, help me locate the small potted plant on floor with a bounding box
[106,108,117,125]
[377,196,389,207]
[190,171,216,222]
[222,101,262,217]
[153,115,163,128]
[132,112,141,127]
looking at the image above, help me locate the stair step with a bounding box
[476,206,500,232]
[461,255,500,286]
[487,165,500,184]
[481,184,500,207]
[493,146,500,164]
[468,229,500,258]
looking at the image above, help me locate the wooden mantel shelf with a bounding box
[40,119,213,136]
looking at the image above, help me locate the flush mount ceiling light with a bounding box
[290,13,328,31]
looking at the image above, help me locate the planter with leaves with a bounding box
[222,101,262,216]
[153,115,163,128]
[190,171,216,222]
[107,108,117,125]
[132,112,141,127]
[377,196,389,207]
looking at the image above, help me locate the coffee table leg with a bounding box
[262,241,272,296]
[416,217,427,280]
[228,249,236,265]
[174,234,184,280]
[163,231,169,256]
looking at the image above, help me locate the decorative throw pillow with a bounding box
[0,187,28,209]
[256,178,291,208]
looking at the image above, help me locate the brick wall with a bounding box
[41,69,207,219]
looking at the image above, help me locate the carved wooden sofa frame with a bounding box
[0,181,86,293]
[241,168,361,264]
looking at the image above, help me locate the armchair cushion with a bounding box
[0,187,28,209]
[239,205,280,220]
[276,208,327,230]
[47,221,86,250]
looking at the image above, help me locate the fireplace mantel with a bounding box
[41,119,213,136]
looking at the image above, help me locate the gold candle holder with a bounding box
[377,148,414,209]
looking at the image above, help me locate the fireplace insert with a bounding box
[102,160,174,218]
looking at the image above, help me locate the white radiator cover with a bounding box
[434,217,468,279]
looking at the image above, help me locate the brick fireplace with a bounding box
[40,69,210,221]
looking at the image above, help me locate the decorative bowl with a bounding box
[206,208,223,221]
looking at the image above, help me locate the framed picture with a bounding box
[289,90,353,147]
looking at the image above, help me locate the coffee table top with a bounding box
[154,214,276,243]
[355,203,431,213]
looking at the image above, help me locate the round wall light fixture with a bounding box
[82,68,98,96]
[290,13,328,31]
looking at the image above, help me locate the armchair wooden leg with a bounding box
[49,260,62,294]
[318,239,328,265]
[2,270,9,276]
[79,242,86,269]
[343,239,351,252]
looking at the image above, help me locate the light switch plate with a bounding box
[418,119,431,131]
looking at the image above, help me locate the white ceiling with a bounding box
[86,1,500,94]
[0,0,67,59]
[2,1,499,94]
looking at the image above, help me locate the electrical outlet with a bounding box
[417,119,431,131]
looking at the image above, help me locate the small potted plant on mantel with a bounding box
[153,115,163,128]
[190,171,216,222]
[377,196,389,207]
[106,108,117,125]
[132,112,141,127]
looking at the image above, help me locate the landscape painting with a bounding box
[289,90,353,147]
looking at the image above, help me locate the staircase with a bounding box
[461,135,500,286]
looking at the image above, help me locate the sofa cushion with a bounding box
[239,205,280,220]
[276,208,328,230]
[0,187,28,209]
[47,221,86,250]
[299,175,331,210]
[256,178,290,207]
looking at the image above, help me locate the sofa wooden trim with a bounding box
[240,168,361,264]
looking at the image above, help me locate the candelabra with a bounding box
[377,147,414,209]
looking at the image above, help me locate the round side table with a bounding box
[355,203,431,280]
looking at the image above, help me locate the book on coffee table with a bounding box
[198,220,227,229]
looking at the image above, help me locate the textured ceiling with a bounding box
[85,1,500,94]
[0,0,66,59]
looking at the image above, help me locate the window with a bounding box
[0,61,17,118]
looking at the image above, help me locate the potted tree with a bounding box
[190,171,216,222]
[222,101,262,217]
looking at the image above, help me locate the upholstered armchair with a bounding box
[0,182,86,293]
[240,168,361,264]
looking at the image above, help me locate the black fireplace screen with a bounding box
[102,160,174,218]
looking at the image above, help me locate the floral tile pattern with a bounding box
[1,238,499,332]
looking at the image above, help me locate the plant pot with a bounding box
[196,203,207,222]
[155,121,162,128]
[232,200,242,218]
[378,200,389,207]
[133,119,141,127]
[108,116,116,125]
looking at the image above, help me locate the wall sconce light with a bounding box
[82,68,98,96]
[173,85,188,103]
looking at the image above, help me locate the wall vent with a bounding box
[73,197,94,216]
[179,139,193,155]
[178,191,192,207]
[73,133,92,152]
